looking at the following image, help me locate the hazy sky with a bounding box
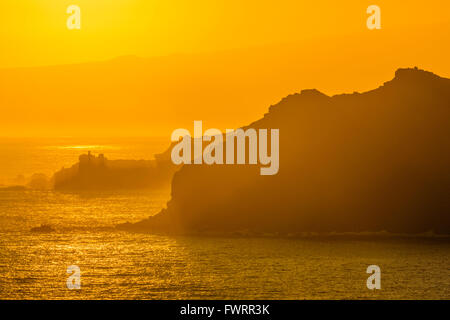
[0,1,449,137]
[1,0,449,67]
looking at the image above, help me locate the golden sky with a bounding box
[0,1,449,137]
[1,0,449,67]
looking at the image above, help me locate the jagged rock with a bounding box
[118,68,450,234]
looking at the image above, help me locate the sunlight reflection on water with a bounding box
[0,189,449,300]
[45,145,119,150]
[0,137,170,184]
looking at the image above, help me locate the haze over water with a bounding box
[0,139,449,299]
[1,0,449,301]
[0,137,170,184]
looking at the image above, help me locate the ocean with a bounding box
[0,138,449,299]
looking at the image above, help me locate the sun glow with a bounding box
[0,1,449,137]
[1,0,449,68]
[57,145,114,150]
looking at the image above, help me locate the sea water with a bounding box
[0,138,449,299]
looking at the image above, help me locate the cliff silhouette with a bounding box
[118,68,450,235]
[53,148,179,190]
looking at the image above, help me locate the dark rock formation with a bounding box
[118,68,450,234]
[53,148,179,190]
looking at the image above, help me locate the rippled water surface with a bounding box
[0,139,449,299]
[0,189,449,300]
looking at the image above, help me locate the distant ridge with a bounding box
[118,68,450,235]
[4,28,449,138]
